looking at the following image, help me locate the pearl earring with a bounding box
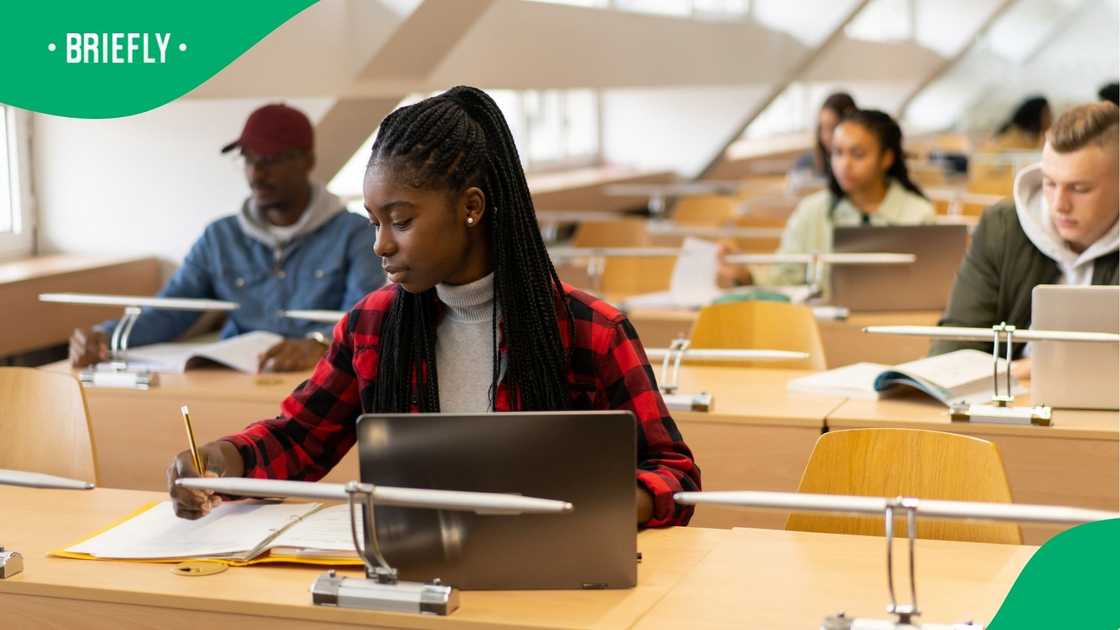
[467,217,474,225]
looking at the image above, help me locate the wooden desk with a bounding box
[40,361,351,492]
[0,486,729,630]
[42,362,835,534]
[670,367,838,530]
[0,255,162,357]
[529,166,674,213]
[626,308,941,368]
[635,527,1035,629]
[827,392,1120,545]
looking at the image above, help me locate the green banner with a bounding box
[0,1,317,118]
[989,518,1120,628]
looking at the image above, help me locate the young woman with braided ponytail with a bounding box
[167,86,700,528]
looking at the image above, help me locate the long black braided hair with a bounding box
[827,109,926,215]
[367,86,571,413]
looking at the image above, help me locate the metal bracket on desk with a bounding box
[0,546,24,579]
[657,338,713,411]
[948,323,1052,426]
[79,306,157,390]
[820,499,984,630]
[658,338,689,395]
[803,254,826,302]
[309,481,459,616]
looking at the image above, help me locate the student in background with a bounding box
[932,102,1119,377]
[719,110,934,290]
[166,86,700,528]
[1098,81,1119,106]
[984,96,1053,152]
[68,104,383,372]
[791,91,858,180]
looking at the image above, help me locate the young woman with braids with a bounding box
[167,86,700,528]
[717,109,935,292]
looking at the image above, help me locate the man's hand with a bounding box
[166,440,245,520]
[257,338,327,373]
[69,328,107,367]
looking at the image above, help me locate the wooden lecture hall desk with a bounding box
[43,362,837,532]
[0,486,1035,630]
[625,308,942,369]
[634,527,1035,629]
[39,361,351,490]
[669,366,838,530]
[0,255,161,358]
[826,391,1120,546]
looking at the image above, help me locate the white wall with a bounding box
[34,97,331,262]
[601,85,769,176]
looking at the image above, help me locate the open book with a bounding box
[120,331,283,374]
[56,501,362,566]
[787,349,1022,406]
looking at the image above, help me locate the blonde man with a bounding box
[932,102,1119,377]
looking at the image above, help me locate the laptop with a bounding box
[830,224,969,311]
[355,411,637,590]
[1030,285,1119,410]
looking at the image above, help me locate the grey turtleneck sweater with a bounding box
[434,273,498,413]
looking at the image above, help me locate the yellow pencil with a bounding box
[180,405,204,475]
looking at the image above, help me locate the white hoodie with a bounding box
[1014,163,1120,285]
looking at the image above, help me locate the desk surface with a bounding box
[673,366,842,428]
[0,487,1035,630]
[0,254,153,285]
[635,527,1035,629]
[827,391,1120,441]
[0,486,726,630]
[43,359,308,404]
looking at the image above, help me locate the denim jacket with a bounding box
[98,188,382,346]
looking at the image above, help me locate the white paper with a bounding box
[787,362,888,399]
[124,331,283,374]
[267,504,361,556]
[67,501,319,560]
[669,237,722,306]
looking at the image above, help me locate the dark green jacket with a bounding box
[931,201,1119,358]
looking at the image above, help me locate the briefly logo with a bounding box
[47,33,187,64]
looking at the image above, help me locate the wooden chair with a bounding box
[572,218,649,248]
[0,368,98,484]
[787,428,1021,544]
[687,300,826,370]
[600,256,676,296]
[671,195,738,225]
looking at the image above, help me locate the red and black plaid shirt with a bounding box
[223,283,700,527]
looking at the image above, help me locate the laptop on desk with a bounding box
[1030,285,1119,410]
[356,410,637,590]
[830,224,968,312]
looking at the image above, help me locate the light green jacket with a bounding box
[757,179,936,292]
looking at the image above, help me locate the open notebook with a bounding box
[787,349,1022,406]
[56,501,363,566]
[121,331,283,374]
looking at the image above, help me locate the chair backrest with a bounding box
[600,256,677,296]
[671,195,738,225]
[688,300,826,370]
[572,218,649,247]
[787,428,1021,544]
[0,368,98,484]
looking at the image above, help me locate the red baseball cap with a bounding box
[221,103,313,157]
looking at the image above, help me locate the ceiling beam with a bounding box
[694,0,874,180]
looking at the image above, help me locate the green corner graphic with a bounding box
[0,1,317,118]
[989,518,1120,629]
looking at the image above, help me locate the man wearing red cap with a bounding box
[68,103,383,372]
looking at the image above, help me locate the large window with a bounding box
[329,88,602,200]
[0,106,33,260]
